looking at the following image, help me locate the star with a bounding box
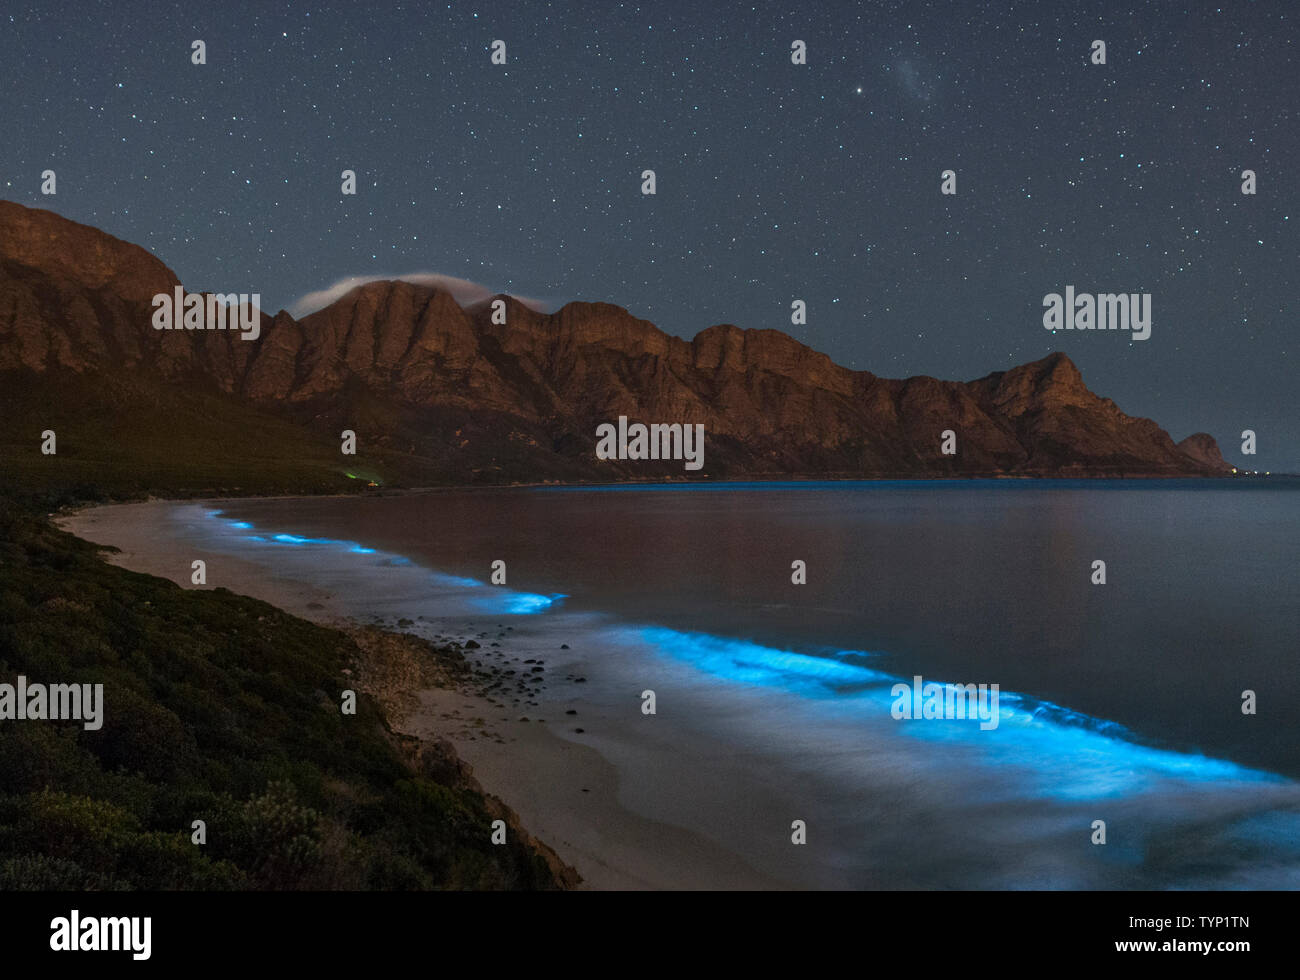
[0,0,1292,468]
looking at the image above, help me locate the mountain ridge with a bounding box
[0,200,1231,487]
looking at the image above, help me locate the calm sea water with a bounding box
[225,479,1299,777]
[204,480,1300,887]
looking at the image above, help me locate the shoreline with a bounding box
[47,470,1279,515]
[58,500,785,890]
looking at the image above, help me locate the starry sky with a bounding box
[2,1,1296,470]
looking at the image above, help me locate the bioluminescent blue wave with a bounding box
[633,626,894,696]
[205,509,403,556]
[998,692,1136,741]
[433,572,485,588]
[616,625,1283,800]
[472,591,568,614]
[204,510,563,617]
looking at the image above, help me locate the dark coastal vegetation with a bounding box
[0,490,568,890]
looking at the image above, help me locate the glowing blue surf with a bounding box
[202,507,1285,800]
[619,625,1282,801]
[205,510,563,616]
[472,591,567,614]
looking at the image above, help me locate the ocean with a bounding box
[190,479,1300,887]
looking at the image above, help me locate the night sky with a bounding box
[2,1,1295,470]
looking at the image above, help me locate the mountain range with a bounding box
[0,200,1230,494]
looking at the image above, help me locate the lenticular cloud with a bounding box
[290,272,554,318]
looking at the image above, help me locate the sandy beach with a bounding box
[59,500,784,890]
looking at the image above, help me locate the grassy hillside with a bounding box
[0,369,443,498]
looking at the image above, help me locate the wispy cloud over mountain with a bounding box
[290,273,556,318]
